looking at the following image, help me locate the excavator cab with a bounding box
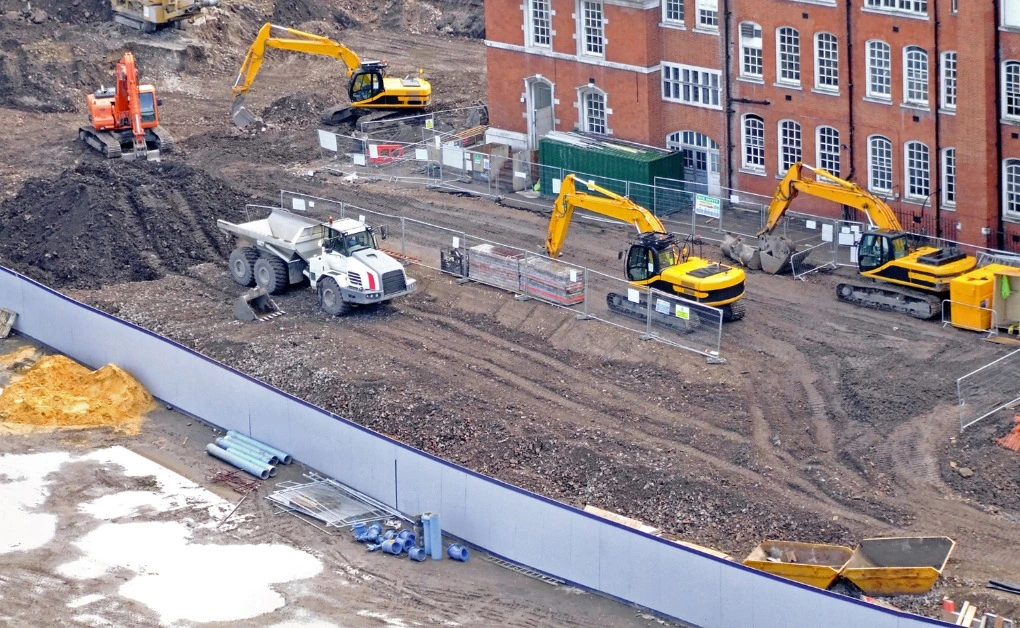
[856,231,910,273]
[348,64,387,105]
[624,233,687,282]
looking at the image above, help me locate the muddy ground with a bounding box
[0,0,1018,623]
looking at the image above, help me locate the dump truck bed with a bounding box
[743,540,853,589]
[218,209,364,260]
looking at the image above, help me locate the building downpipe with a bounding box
[933,0,943,238]
[845,0,856,183]
[722,0,735,191]
[995,0,1006,250]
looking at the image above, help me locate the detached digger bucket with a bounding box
[234,288,283,322]
[231,96,259,128]
[720,234,762,271]
[758,234,797,274]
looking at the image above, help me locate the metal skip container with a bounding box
[742,541,853,590]
[839,536,956,596]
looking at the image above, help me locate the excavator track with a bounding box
[835,282,943,320]
[153,126,173,155]
[722,299,746,322]
[606,292,701,335]
[79,127,122,159]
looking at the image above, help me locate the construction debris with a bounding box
[0,309,16,338]
[522,257,584,305]
[206,468,260,495]
[989,580,1020,597]
[467,243,522,292]
[268,473,395,529]
[998,415,1020,452]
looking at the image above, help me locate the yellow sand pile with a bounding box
[0,346,38,369]
[0,355,155,434]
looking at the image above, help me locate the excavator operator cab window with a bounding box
[890,236,909,260]
[625,246,655,282]
[350,71,384,104]
[858,233,892,272]
[139,91,156,123]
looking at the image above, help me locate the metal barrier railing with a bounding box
[957,347,1020,431]
[941,300,998,337]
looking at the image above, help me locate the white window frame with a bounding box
[814,32,839,92]
[695,0,719,31]
[1005,0,1020,28]
[868,135,893,194]
[816,126,840,177]
[1005,158,1020,220]
[940,51,957,111]
[866,40,892,100]
[578,86,608,135]
[741,114,766,173]
[662,0,685,25]
[661,63,722,109]
[526,0,553,49]
[904,140,930,201]
[1004,60,1020,121]
[903,46,929,107]
[776,27,801,86]
[778,120,802,174]
[941,148,956,208]
[739,22,763,81]
[864,0,928,17]
[578,0,605,58]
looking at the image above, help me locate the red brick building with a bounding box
[484,0,1020,250]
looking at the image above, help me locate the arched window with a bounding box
[739,22,763,80]
[816,126,840,177]
[867,40,892,99]
[868,135,893,193]
[578,86,607,135]
[778,119,802,173]
[814,32,839,91]
[904,141,930,199]
[777,27,801,85]
[941,148,956,207]
[903,46,929,106]
[940,51,957,110]
[741,114,765,172]
[1003,61,1020,120]
[1004,159,1020,219]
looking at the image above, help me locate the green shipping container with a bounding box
[538,133,685,214]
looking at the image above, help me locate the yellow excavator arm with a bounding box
[757,162,903,237]
[232,23,363,98]
[546,174,666,257]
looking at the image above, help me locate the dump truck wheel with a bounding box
[228,247,258,287]
[254,256,289,294]
[319,277,352,316]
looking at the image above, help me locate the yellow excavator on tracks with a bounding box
[546,174,747,325]
[744,162,977,319]
[231,23,432,128]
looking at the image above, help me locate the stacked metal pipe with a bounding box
[205,430,293,479]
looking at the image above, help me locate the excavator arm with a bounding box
[114,53,147,158]
[757,162,903,236]
[546,174,666,257]
[232,23,362,99]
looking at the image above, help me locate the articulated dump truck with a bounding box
[217,208,416,318]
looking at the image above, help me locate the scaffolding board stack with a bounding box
[522,257,585,306]
[468,243,523,292]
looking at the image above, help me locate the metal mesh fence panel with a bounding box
[957,348,1020,431]
[646,288,723,358]
[519,250,587,315]
[582,268,651,336]
[403,218,468,274]
[280,190,345,219]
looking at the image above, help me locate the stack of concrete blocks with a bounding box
[521,257,585,305]
[467,243,524,292]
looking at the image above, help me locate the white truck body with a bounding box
[217,208,416,311]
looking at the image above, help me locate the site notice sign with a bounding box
[694,194,721,219]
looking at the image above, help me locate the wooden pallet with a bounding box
[0,309,17,338]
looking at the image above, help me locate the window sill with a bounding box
[869,189,897,199]
[659,22,686,31]
[901,102,931,113]
[1000,25,1020,34]
[787,0,836,5]
[1001,117,1020,127]
[737,76,765,85]
[773,82,803,91]
[664,100,724,111]
[861,7,929,21]
[692,27,720,36]
[938,107,957,116]
[863,95,893,106]
[739,168,767,177]
[941,204,957,212]
[811,87,840,97]
[902,196,932,207]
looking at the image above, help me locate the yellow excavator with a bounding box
[231,23,432,128]
[745,162,977,319]
[546,174,747,325]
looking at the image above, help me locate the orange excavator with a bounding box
[79,52,172,160]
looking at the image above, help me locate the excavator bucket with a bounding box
[720,234,762,271]
[231,96,259,128]
[758,234,797,274]
[234,288,283,322]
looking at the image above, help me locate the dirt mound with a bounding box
[261,92,332,126]
[8,0,112,24]
[0,354,153,434]
[0,160,251,289]
[271,1,357,28]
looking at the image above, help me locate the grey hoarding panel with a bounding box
[247,386,297,455]
[597,524,664,609]
[654,544,723,627]
[63,309,119,370]
[345,427,398,507]
[395,447,443,516]
[0,270,24,322]
[439,464,469,536]
[511,492,561,571]
[286,403,343,478]
[563,511,602,588]
[462,473,516,553]
[178,359,252,433]
[20,287,75,353]
[719,563,757,626]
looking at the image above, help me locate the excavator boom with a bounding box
[546,175,665,257]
